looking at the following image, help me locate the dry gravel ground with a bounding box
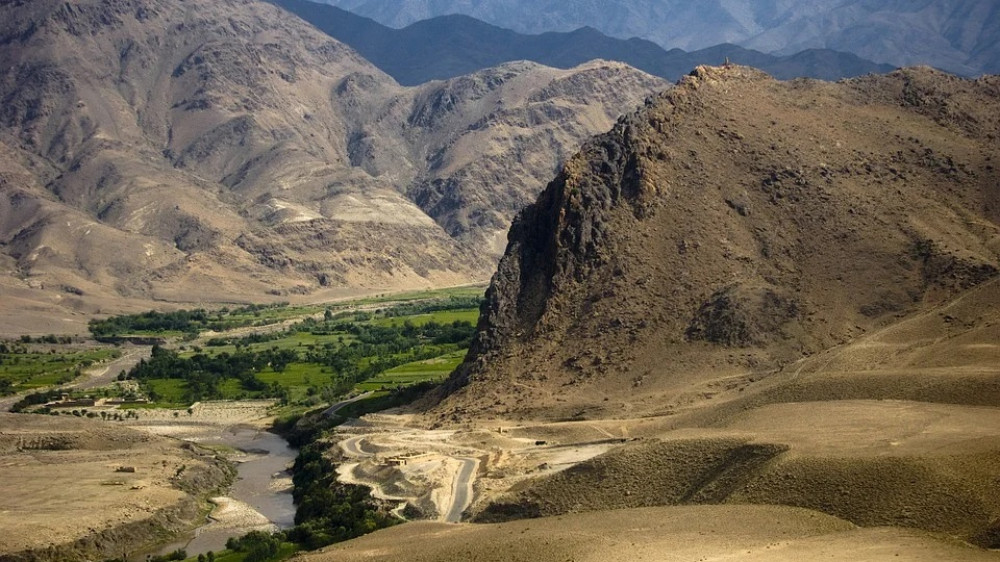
[0,413,231,561]
[122,400,279,437]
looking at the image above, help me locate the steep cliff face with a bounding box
[438,65,1000,420]
[406,60,666,254]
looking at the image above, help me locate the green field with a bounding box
[372,308,479,327]
[142,379,189,406]
[356,350,465,391]
[6,286,484,410]
[255,363,339,402]
[0,348,116,394]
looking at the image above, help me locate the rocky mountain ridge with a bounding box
[437,64,1000,420]
[0,0,665,332]
[321,0,1000,76]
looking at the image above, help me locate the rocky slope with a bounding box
[436,65,1000,421]
[0,0,665,332]
[321,0,1000,76]
[271,0,893,86]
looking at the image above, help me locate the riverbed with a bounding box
[125,402,298,559]
[148,427,297,558]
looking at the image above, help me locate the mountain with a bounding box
[320,0,1000,76]
[0,0,665,333]
[269,0,895,86]
[436,65,1000,422]
[363,65,1000,558]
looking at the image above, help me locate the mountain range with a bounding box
[270,0,895,86]
[320,0,1000,76]
[0,0,664,333]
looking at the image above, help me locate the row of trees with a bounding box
[379,295,483,318]
[125,346,297,403]
[88,303,290,338]
[288,442,398,549]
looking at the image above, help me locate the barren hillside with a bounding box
[303,506,1000,562]
[438,65,1000,422]
[0,0,665,333]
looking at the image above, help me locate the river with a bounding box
[149,427,297,559]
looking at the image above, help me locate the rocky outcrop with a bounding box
[436,65,1000,420]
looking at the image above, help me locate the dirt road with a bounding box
[324,392,373,417]
[72,345,151,390]
[340,435,374,458]
[446,457,479,523]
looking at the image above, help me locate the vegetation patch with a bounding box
[88,303,321,339]
[113,293,481,408]
[0,342,116,395]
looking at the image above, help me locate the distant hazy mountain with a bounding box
[320,0,1000,76]
[271,0,895,86]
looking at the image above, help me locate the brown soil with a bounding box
[0,413,233,561]
[300,505,999,562]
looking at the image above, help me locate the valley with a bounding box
[1,0,999,561]
[293,64,1000,560]
[0,287,485,561]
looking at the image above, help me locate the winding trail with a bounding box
[340,435,374,458]
[334,427,480,523]
[71,346,151,391]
